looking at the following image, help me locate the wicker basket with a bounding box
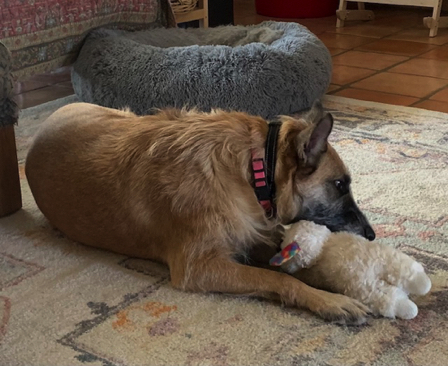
[170,0,199,14]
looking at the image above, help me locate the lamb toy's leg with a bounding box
[380,249,432,296]
[402,262,432,296]
[367,280,418,320]
[366,248,432,319]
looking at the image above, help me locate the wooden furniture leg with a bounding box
[0,125,22,217]
[174,0,209,28]
[198,0,209,28]
[336,0,348,27]
[340,0,447,37]
[430,0,443,37]
[337,0,374,27]
[423,0,445,37]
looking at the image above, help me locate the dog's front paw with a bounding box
[309,290,370,325]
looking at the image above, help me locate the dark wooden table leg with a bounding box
[0,124,22,217]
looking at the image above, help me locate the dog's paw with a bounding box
[311,291,370,325]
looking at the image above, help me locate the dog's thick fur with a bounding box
[25,102,374,323]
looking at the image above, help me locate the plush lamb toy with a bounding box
[270,221,432,320]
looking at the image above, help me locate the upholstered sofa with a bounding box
[0,0,176,217]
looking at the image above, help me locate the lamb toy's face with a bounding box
[270,221,331,273]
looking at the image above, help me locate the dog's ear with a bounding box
[296,113,334,170]
[301,100,325,125]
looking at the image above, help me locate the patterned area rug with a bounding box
[0,96,447,366]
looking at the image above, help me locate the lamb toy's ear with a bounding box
[269,221,330,274]
[269,241,301,267]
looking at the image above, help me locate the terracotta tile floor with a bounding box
[234,0,448,113]
[14,1,448,113]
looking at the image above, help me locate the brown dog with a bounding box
[26,101,375,324]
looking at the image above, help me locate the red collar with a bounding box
[251,121,282,218]
[251,152,273,215]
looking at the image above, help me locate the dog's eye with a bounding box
[333,175,351,195]
[334,179,348,194]
[334,180,343,190]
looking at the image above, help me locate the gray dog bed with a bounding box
[72,21,332,118]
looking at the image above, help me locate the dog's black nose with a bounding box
[364,226,376,241]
